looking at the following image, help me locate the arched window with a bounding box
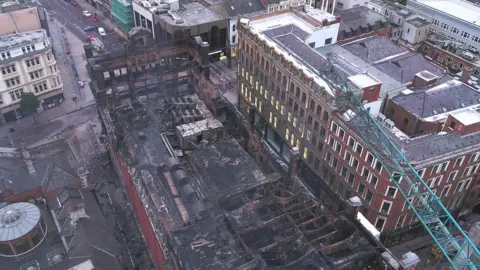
[309,100,315,111]
[273,67,276,77]
[256,53,260,61]
[261,57,265,68]
[295,87,300,98]
[316,105,322,116]
[0,243,13,256]
[15,239,29,254]
[301,93,306,104]
[232,24,236,32]
[289,82,294,92]
[277,71,281,80]
[282,76,287,86]
[265,61,269,72]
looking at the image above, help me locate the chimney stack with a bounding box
[460,67,473,84]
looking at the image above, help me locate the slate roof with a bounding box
[222,0,266,17]
[391,80,480,118]
[0,151,79,198]
[343,36,406,63]
[374,52,445,83]
[337,6,389,40]
[49,188,123,269]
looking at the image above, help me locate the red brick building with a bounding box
[419,35,480,78]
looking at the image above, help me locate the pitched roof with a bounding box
[391,80,480,118]
[374,52,445,83]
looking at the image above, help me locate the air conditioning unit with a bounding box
[385,119,395,130]
[377,113,386,123]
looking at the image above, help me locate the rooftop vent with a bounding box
[47,249,67,266]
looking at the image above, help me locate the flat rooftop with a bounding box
[413,0,480,26]
[247,9,338,96]
[348,73,380,89]
[0,29,47,51]
[451,108,480,126]
[156,1,224,26]
[315,44,406,96]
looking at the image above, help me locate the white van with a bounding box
[98,27,106,37]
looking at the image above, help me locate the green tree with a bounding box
[19,93,40,124]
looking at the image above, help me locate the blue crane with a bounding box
[321,53,480,269]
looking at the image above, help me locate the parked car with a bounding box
[82,10,91,17]
[83,25,97,32]
[90,16,99,23]
[98,27,107,37]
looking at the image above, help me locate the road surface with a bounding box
[38,0,124,52]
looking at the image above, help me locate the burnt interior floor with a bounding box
[100,88,381,269]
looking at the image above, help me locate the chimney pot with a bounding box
[460,67,473,84]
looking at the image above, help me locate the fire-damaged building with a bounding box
[95,88,405,269]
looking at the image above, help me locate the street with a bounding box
[38,0,125,52]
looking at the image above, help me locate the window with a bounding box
[355,144,363,155]
[375,217,386,232]
[9,88,23,101]
[457,178,472,193]
[0,95,3,105]
[440,23,448,30]
[386,187,397,198]
[348,137,355,148]
[358,183,365,193]
[325,37,332,45]
[232,35,236,44]
[29,70,43,80]
[441,185,451,197]
[232,24,236,32]
[33,80,48,93]
[370,175,378,187]
[461,31,470,39]
[1,64,16,75]
[455,157,464,167]
[432,19,439,26]
[471,152,480,163]
[5,77,20,88]
[0,51,11,60]
[472,36,480,44]
[25,57,40,68]
[396,215,405,229]
[365,189,373,203]
[21,44,36,53]
[448,171,457,181]
[451,27,459,34]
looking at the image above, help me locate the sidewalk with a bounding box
[0,16,98,140]
[75,0,128,40]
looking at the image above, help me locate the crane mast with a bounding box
[321,53,480,269]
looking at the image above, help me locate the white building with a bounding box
[367,0,430,47]
[0,29,62,123]
[407,0,480,52]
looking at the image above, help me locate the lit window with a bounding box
[303,147,308,159]
[273,116,278,128]
[280,105,284,115]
